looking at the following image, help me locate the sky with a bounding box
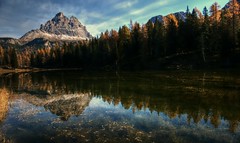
[0,0,229,38]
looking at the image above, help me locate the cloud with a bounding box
[87,19,125,36]
[78,9,105,24]
[130,0,170,16]
[114,0,139,10]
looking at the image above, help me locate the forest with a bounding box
[0,1,240,70]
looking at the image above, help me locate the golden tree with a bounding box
[0,88,9,123]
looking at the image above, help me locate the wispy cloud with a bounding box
[130,0,170,16]
[87,17,128,36]
[114,0,139,10]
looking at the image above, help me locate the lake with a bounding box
[0,70,240,143]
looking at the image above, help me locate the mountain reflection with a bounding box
[0,71,240,132]
[18,92,92,121]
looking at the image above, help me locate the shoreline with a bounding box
[1,67,239,75]
[0,68,83,75]
[0,68,33,75]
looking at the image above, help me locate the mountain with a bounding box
[20,12,92,44]
[148,11,186,24]
[0,37,21,48]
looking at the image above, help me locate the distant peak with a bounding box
[70,16,78,20]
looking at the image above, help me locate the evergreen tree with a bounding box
[228,0,240,48]
[146,20,154,58]
[219,8,234,66]
[118,25,131,69]
[130,22,142,69]
[153,18,166,58]
[209,2,221,56]
[201,6,210,62]
[11,48,18,68]
[166,18,178,55]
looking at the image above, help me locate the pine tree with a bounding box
[209,2,221,56]
[146,20,154,58]
[201,6,210,63]
[166,18,178,55]
[11,48,18,68]
[130,22,142,68]
[228,0,240,48]
[118,25,131,69]
[153,19,166,58]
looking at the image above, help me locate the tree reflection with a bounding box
[0,88,9,123]
[0,88,12,143]
[0,71,240,132]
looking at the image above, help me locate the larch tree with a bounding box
[228,0,240,48]
[0,46,4,66]
[201,6,210,62]
[118,25,131,69]
[210,2,221,23]
[11,48,18,68]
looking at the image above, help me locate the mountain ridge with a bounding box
[149,1,240,24]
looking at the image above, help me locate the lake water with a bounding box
[0,70,240,143]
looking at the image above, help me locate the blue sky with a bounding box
[0,0,229,38]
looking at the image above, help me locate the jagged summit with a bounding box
[20,12,92,44]
[55,12,64,17]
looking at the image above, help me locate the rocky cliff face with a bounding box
[20,12,92,44]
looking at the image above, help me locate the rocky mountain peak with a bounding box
[55,12,64,17]
[51,12,68,23]
[39,12,85,35]
[20,12,92,44]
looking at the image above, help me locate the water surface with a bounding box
[0,71,240,143]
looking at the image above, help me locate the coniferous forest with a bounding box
[1,1,240,70]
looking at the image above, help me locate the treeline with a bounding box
[1,0,240,70]
[0,47,18,68]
